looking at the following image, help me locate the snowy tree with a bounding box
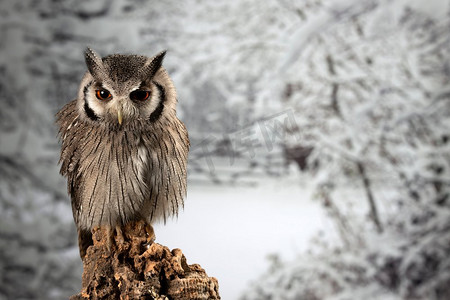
[242,0,450,299]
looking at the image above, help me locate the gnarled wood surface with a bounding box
[70,221,220,300]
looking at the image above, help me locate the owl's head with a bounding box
[77,48,177,128]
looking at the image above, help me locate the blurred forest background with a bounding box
[0,0,449,299]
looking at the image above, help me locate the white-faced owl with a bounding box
[56,48,189,258]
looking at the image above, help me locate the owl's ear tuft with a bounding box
[84,47,104,80]
[140,50,166,81]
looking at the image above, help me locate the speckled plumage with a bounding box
[56,48,189,258]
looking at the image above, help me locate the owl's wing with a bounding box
[56,100,84,224]
[142,119,189,223]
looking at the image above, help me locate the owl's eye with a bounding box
[130,90,150,102]
[96,89,112,101]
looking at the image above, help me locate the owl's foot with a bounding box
[144,223,156,246]
[129,220,155,246]
[92,222,155,257]
[101,225,127,256]
[89,226,113,257]
[115,225,125,245]
[104,226,114,256]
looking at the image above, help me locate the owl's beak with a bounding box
[117,109,123,125]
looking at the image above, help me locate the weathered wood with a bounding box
[70,221,220,300]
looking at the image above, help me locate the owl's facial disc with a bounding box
[80,48,171,126]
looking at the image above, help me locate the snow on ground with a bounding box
[154,173,327,300]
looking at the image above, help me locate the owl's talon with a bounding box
[105,226,114,256]
[115,225,125,245]
[145,224,156,245]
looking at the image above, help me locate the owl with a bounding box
[56,48,189,258]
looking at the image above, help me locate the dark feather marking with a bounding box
[105,176,112,226]
[85,166,100,227]
[174,138,188,174]
[151,139,164,221]
[172,131,188,210]
[123,168,137,214]
[161,139,170,223]
[173,121,184,141]
[84,130,104,224]
[172,187,179,216]
[130,162,146,201]
[115,135,128,224]
[177,172,185,209]
[165,172,171,218]
[127,137,147,201]
[103,166,111,226]
[132,139,149,203]
[99,140,112,225]
[109,132,122,224]
[128,145,146,196]
[89,151,108,228]
[81,134,102,171]
[83,81,99,121]
[167,133,178,155]
[152,183,160,221]
[149,133,162,181]
[161,136,170,155]
[75,127,98,167]
[86,134,106,213]
[84,102,99,121]
[135,140,149,203]
[148,146,157,221]
[160,139,171,217]
[149,81,166,122]
[108,135,116,226]
[169,159,179,216]
[64,124,88,174]
[149,186,155,220]
[120,133,136,215]
[149,134,164,221]
[167,133,185,177]
[124,168,139,214]
[161,139,176,216]
[70,179,81,223]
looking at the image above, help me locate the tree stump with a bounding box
[70,221,220,300]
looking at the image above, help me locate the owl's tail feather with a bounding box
[78,229,93,259]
